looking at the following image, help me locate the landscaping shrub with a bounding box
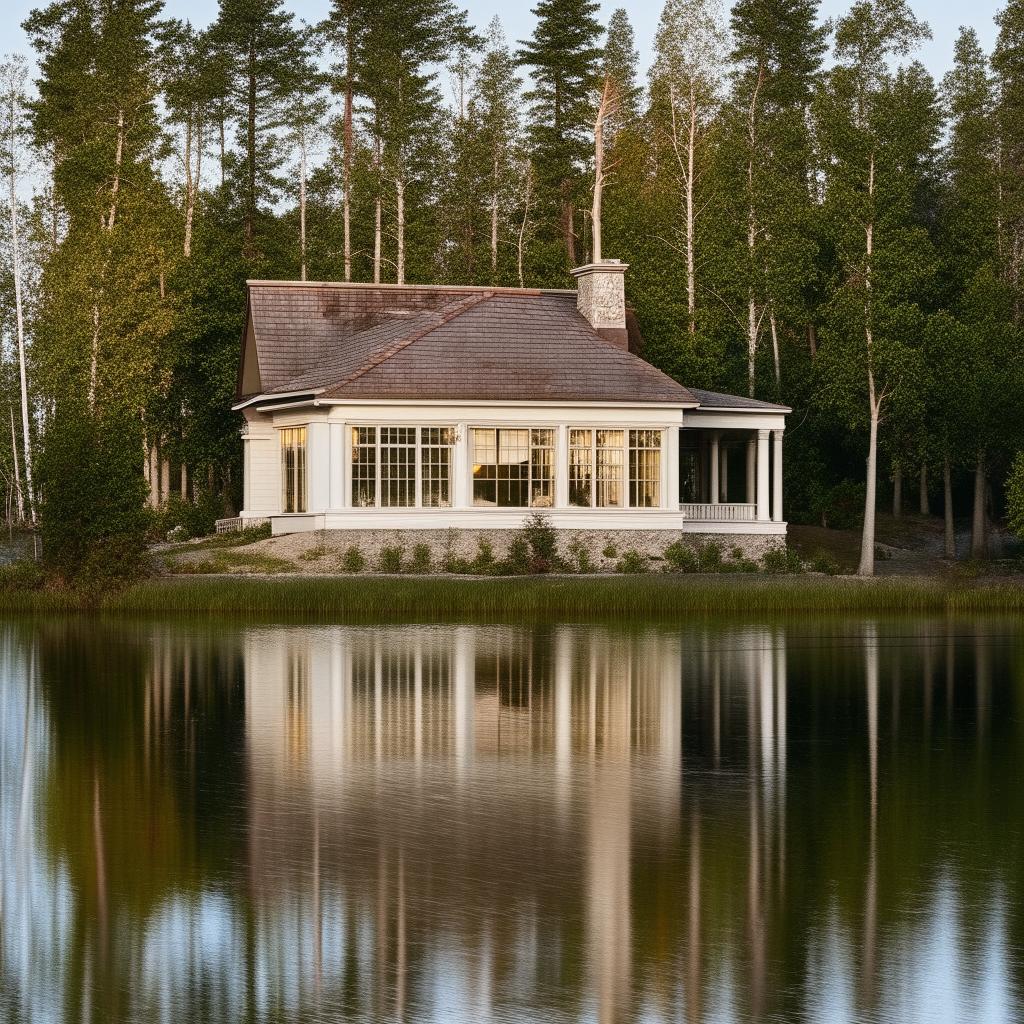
[378,545,405,573]
[808,549,841,575]
[762,545,804,574]
[567,538,595,573]
[340,545,366,573]
[602,542,619,560]
[616,549,648,574]
[696,541,724,572]
[520,512,562,572]
[38,404,149,585]
[663,540,698,573]
[471,538,496,574]
[497,535,532,575]
[409,543,433,573]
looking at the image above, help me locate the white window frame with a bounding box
[469,425,556,509]
[349,425,456,509]
[566,426,665,510]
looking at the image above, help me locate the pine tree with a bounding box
[209,0,307,261]
[518,0,604,277]
[603,9,642,132]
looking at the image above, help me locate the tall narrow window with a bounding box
[421,427,454,507]
[280,427,307,513]
[568,429,624,507]
[472,428,554,507]
[629,429,662,507]
[352,427,377,506]
[380,427,417,507]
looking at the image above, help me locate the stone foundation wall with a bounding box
[255,527,784,572]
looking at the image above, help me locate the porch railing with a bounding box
[680,502,757,522]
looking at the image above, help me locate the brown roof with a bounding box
[240,281,697,406]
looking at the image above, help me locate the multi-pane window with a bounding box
[280,427,307,513]
[351,426,454,508]
[629,429,662,507]
[568,429,625,507]
[472,428,554,507]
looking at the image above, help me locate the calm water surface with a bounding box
[0,616,1022,1023]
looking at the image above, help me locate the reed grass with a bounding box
[0,574,1021,620]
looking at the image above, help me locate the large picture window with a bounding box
[280,427,307,513]
[472,428,554,507]
[351,426,454,508]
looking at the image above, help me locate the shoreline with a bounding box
[1,573,1023,620]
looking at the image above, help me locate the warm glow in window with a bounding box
[280,427,307,513]
[629,430,662,508]
[472,428,554,507]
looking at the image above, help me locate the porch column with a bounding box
[746,438,756,504]
[555,425,569,508]
[454,423,470,508]
[709,432,720,505]
[328,422,344,509]
[772,430,784,523]
[306,422,330,513]
[720,445,729,502]
[756,429,770,521]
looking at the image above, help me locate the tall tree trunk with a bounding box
[943,456,955,559]
[9,407,23,523]
[971,452,987,559]
[395,176,405,285]
[591,76,615,265]
[299,132,308,281]
[746,68,763,397]
[892,462,902,518]
[686,84,697,335]
[373,136,382,285]
[919,463,929,516]
[106,109,124,231]
[491,153,500,280]
[245,54,257,248]
[7,138,34,521]
[342,37,354,283]
[859,382,880,577]
[183,112,201,259]
[517,168,533,289]
[769,310,780,391]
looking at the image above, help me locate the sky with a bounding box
[0,0,1007,87]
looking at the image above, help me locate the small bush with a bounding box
[809,549,840,575]
[762,545,804,574]
[340,546,366,573]
[299,545,333,562]
[602,542,618,560]
[409,543,432,573]
[616,549,648,574]
[567,538,595,573]
[471,538,496,574]
[696,541,724,572]
[816,479,866,530]
[497,535,532,575]
[663,540,698,573]
[0,559,46,591]
[378,545,405,573]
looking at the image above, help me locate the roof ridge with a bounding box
[246,279,575,296]
[335,291,495,391]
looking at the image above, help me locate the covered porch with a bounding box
[679,419,785,527]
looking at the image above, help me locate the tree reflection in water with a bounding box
[0,618,1020,1023]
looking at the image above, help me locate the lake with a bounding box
[0,616,1021,1023]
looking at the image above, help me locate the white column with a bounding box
[556,424,569,508]
[772,430,784,523]
[746,438,756,504]
[667,427,680,510]
[756,429,770,521]
[720,445,729,503]
[709,432,720,505]
[342,425,353,508]
[454,422,470,509]
[328,422,344,510]
[306,421,330,513]
[242,435,252,513]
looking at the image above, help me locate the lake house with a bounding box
[234,261,788,545]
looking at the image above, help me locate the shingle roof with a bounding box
[687,388,791,412]
[241,281,698,406]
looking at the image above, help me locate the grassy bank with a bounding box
[1,574,1023,620]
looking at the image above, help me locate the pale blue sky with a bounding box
[0,0,1006,86]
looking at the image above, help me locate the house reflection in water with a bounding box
[239,624,791,1023]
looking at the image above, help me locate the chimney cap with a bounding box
[571,260,629,278]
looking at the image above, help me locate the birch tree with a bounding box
[815,1,934,576]
[0,56,35,522]
[650,0,728,335]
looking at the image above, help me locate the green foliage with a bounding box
[566,538,595,573]
[663,540,699,573]
[601,542,618,560]
[808,549,841,575]
[377,545,405,573]
[1007,453,1024,539]
[761,545,805,575]
[409,543,433,573]
[340,545,366,573]
[816,480,867,530]
[38,406,150,585]
[615,549,648,574]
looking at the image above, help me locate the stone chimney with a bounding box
[571,260,629,349]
